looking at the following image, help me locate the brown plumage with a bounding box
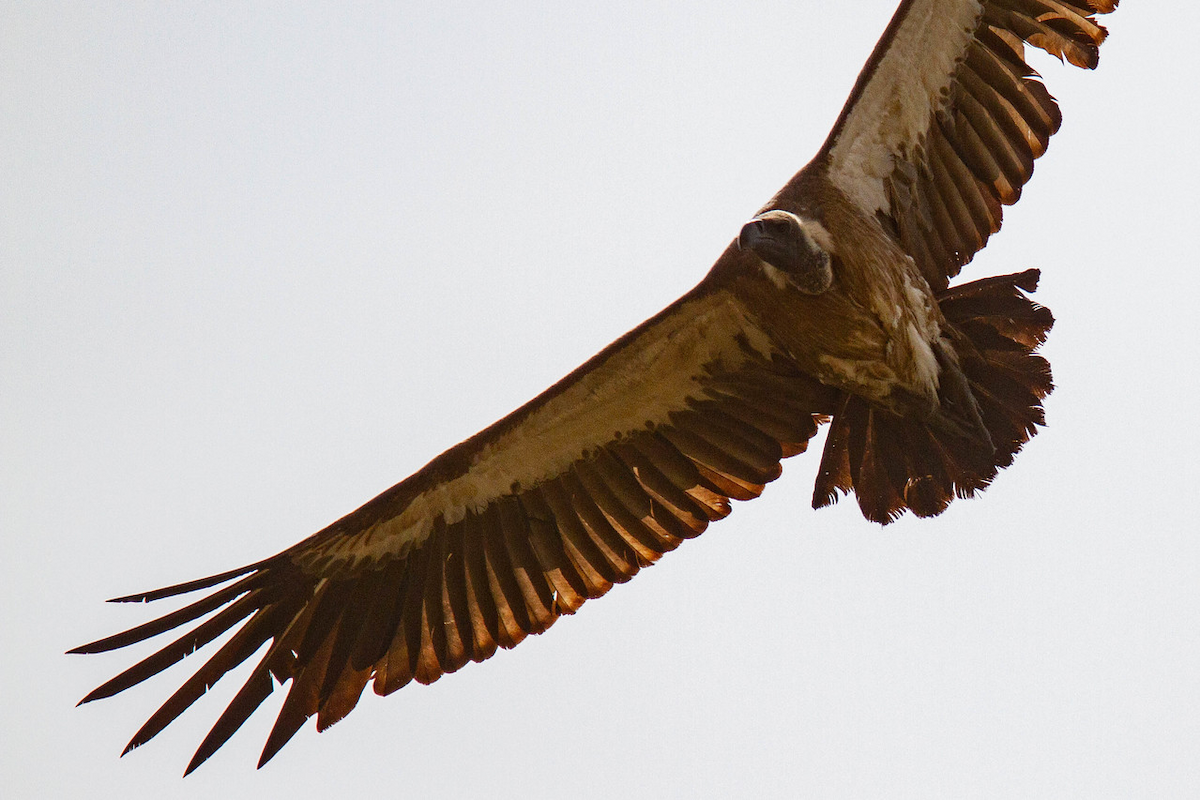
[72,0,1120,774]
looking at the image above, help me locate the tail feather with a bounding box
[813,269,1054,523]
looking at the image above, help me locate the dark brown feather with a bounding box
[183,660,274,776]
[455,509,501,665]
[564,468,647,574]
[629,432,731,521]
[954,84,1034,203]
[374,560,422,695]
[929,123,1003,244]
[414,520,451,684]
[812,393,854,511]
[986,2,1102,68]
[538,476,624,591]
[438,517,482,667]
[479,502,533,648]
[612,439,710,535]
[957,58,1042,162]
[348,556,409,672]
[104,561,266,605]
[662,415,780,486]
[591,449,691,550]
[317,569,386,712]
[80,589,269,704]
[69,573,259,656]
[126,602,288,758]
[574,459,670,562]
[519,488,591,610]
[258,629,337,768]
[701,391,823,456]
[497,495,558,633]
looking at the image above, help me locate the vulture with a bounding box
[73,0,1121,775]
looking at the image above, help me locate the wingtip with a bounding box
[119,733,174,775]
[256,744,281,770]
[107,593,149,604]
[256,731,291,770]
[257,707,309,769]
[77,686,109,706]
[68,638,118,656]
[183,737,219,777]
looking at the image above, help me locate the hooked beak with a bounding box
[737,219,768,252]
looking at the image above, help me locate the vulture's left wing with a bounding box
[72,282,838,773]
[814,0,1116,291]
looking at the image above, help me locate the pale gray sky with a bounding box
[3,2,1198,797]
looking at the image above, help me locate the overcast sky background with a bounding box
[4,2,1197,797]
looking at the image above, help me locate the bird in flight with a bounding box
[73,0,1120,775]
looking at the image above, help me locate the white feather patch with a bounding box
[826,0,982,215]
[304,292,774,569]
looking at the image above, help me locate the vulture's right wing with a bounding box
[815,0,1117,290]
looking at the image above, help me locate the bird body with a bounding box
[73,0,1120,774]
[736,167,946,418]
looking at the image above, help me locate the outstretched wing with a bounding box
[816,0,1117,290]
[72,276,840,773]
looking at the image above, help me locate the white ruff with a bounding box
[760,262,791,290]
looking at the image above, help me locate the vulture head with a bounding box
[738,209,833,295]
